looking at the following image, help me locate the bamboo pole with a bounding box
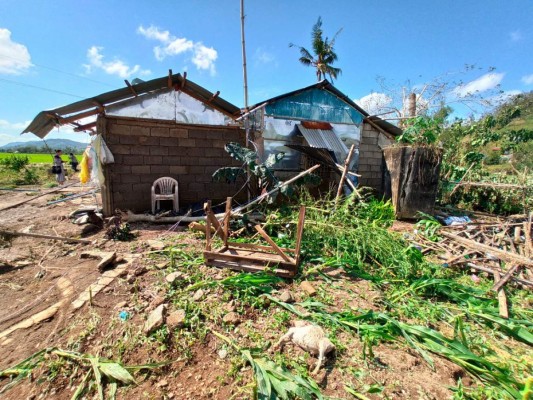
[335,144,356,205]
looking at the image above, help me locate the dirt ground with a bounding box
[0,183,466,400]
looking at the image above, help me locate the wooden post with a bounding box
[204,201,212,251]
[493,270,509,319]
[223,197,232,247]
[294,206,306,266]
[335,144,356,204]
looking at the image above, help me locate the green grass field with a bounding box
[0,153,82,163]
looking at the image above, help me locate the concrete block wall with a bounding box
[100,115,245,214]
[357,122,385,193]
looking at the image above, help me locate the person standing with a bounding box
[53,149,66,185]
[69,153,79,172]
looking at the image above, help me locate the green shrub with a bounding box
[0,154,30,172]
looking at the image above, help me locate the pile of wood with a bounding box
[414,213,532,318]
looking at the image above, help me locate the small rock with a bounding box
[279,291,294,303]
[300,281,317,296]
[156,379,168,388]
[147,240,165,250]
[155,262,168,269]
[115,301,128,309]
[222,312,240,325]
[143,303,167,334]
[165,271,183,284]
[192,289,205,301]
[167,309,186,329]
[225,300,237,312]
[126,274,136,284]
[103,287,113,294]
[149,295,166,310]
[218,348,228,359]
[133,266,148,276]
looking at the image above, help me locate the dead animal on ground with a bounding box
[273,320,335,374]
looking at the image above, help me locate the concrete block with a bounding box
[159,137,180,147]
[130,126,150,136]
[144,156,163,164]
[178,138,196,147]
[149,146,169,156]
[169,128,188,138]
[120,174,141,183]
[122,155,144,165]
[138,136,160,146]
[109,123,131,136]
[170,166,188,175]
[131,165,151,174]
[112,144,131,155]
[151,127,170,137]
[150,165,170,174]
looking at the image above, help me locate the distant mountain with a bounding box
[0,138,88,152]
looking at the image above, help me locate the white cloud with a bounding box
[355,92,393,116]
[522,74,533,85]
[510,30,522,42]
[137,25,217,75]
[254,48,276,66]
[452,72,505,97]
[0,119,30,130]
[0,28,32,74]
[83,46,151,79]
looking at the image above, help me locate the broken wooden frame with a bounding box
[203,197,305,278]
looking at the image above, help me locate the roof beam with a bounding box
[59,108,101,124]
[207,91,220,104]
[74,122,97,132]
[167,69,173,88]
[124,79,138,97]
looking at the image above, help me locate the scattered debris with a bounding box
[300,281,317,297]
[167,309,186,329]
[279,290,295,303]
[192,289,205,301]
[80,250,117,272]
[165,271,183,284]
[222,312,240,326]
[143,303,167,334]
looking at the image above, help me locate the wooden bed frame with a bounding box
[203,198,306,278]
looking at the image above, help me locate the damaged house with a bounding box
[23,72,245,215]
[243,80,401,194]
[23,75,401,217]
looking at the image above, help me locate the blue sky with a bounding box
[1,0,532,146]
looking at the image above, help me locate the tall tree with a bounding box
[290,17,343,82]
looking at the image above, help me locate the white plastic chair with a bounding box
[151,177,179,214]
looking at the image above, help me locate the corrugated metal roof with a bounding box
[243,80,402,137]
[296,124,348,163]
[285,144,337,168]
[22,72,241,138]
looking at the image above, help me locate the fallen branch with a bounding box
[440,231,533,268]
[0,181,79,212]
[0,230,91,244]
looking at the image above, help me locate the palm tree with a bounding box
[290,17,343,82]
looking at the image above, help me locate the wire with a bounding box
[0,77,85,99]
[0,53,116,88]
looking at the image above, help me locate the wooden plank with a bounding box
[493,270,509,319]
[227,241,296,254]
[0,230,91,244]
[294,206,306,265]
[207,212,227,243]
[204,250,294,268]
[167,69,173,88]
[124,79,137,96]
[60,108,101,124]
[441,231,533,268]
[255,225,295,263]
[492,264,520,292]
[223,197,232,246]
[204,201,212,251]
[205,259,295,278]
[335,144,356,204]
[74,121,97,132]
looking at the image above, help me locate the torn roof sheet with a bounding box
[296,124,348,163]
[22,72,241,138]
